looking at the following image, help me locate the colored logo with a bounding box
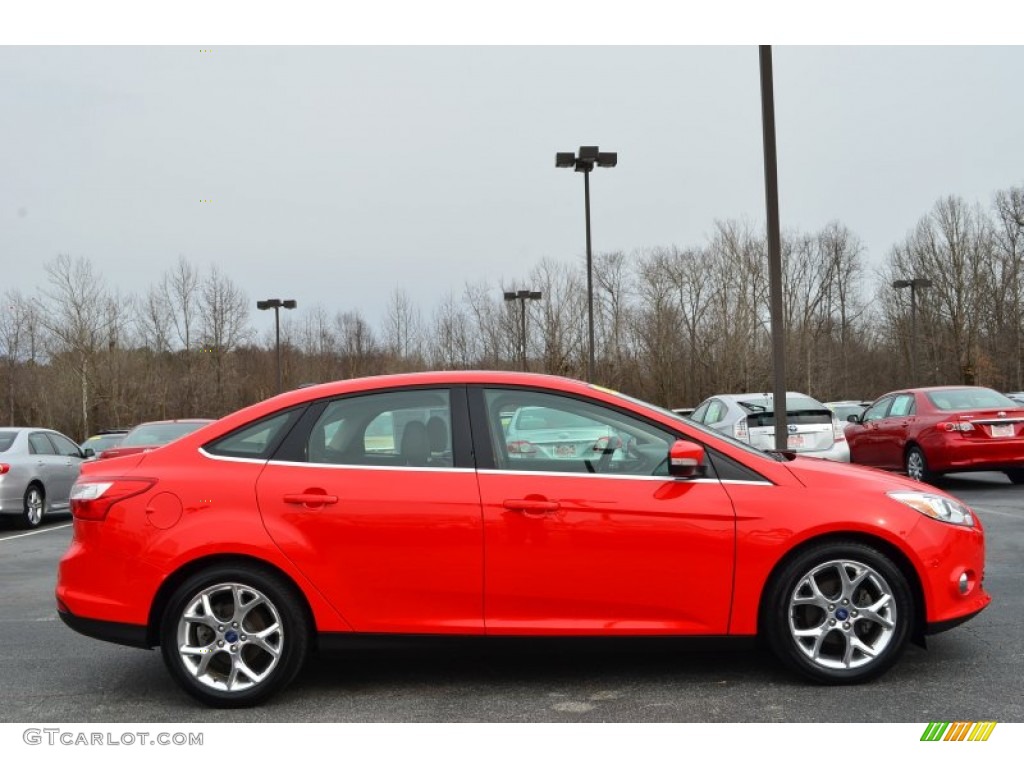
[921,722,997,741]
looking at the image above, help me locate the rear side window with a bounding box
[305,389,452,468]
[205,410,301,460]
[889,394,915,417]
[0,431,16,453]
[28,433,56,455]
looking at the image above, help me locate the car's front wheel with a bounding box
[159,565,309,707]
[764,541,914,684]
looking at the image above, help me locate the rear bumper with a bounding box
[57,604,152,649]
[929,438,1024,472]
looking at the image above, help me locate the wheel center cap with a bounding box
[225,630,239,643]
[835,608,849,621]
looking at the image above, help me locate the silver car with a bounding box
[689,391,851,462]
[0,427,85,528]
[503,405,625,463]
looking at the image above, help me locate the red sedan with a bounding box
[845,386,1024,484]
[57,372,990,706]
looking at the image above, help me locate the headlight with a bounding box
[887,491,975,527]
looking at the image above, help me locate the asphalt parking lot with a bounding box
[1,472,1021,723]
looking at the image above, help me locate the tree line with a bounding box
[3,187,1022,442]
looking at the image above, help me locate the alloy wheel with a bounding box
[175,582,284,693]
[787,558,897,671]
[24,487,44,527]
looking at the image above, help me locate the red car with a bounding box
[97,419,214,460]
[57,372,990,707]
[845,386,1024,484]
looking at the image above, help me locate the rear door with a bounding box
[256,387,485,634]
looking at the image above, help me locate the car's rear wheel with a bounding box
[21,485,45,529]
[1005,468,1024,485]
[159,565,309,707]
[905,446,936,484]
[764,541,913,684]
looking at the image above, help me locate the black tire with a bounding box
[1005,468,1024,485]
[159,564,310,707]
[905,445,937,484]
[763,540,914,684]
[21,484,45,529]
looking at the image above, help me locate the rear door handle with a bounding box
[283,493,339,507]
[503,499,560,514]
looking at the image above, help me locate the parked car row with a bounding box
[681,385,1024,485]
[0,419,212,528]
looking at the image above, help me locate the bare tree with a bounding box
[40,254,117,438]
[198,265,252,412]
[381,288,424,369]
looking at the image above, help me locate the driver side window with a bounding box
[483,389,674,476]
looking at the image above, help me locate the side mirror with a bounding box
[82,447,95,458]
[847,414,861,424]
[668,439,707,479]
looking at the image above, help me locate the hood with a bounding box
[783,454,938,494]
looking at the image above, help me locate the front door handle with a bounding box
[283,492,339,508]
[503,498,560,514]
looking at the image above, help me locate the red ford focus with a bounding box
[845,386,1024,484]
[57,372,990,706]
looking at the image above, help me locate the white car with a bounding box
[689,392,851,462]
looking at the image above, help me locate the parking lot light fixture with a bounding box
[503,289,543,371]
[257,298,297,393]
[556,145,617,382]
[892,278,932,385]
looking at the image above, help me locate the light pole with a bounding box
[556,145,617,382]
[257,298,297,393]
[503,289,542,371]
[892,278,932,385]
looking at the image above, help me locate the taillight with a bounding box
[832,420,846,442]
[70,477,156,521]
[507,441,538,455]
[0,463,10,475]
[733,419,749,440]
[938,421,975,433]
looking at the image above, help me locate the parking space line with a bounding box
[0,523,72,542]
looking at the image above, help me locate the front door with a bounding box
[472,388,736,635]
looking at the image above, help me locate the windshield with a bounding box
[734,394,828,413]
[926,388,1020,411]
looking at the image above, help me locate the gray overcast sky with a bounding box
[3,45,1024,328]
